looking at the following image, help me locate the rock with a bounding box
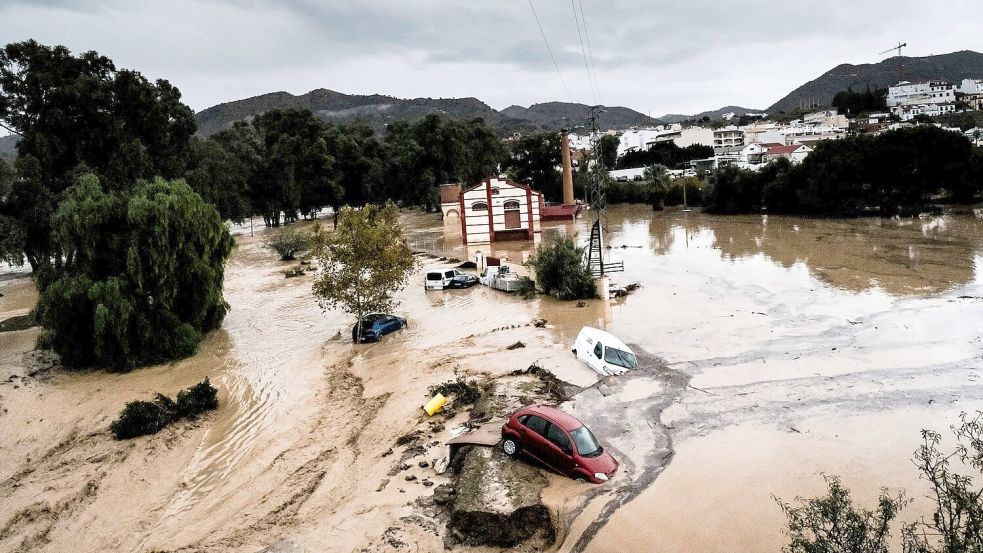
[433,484,455,505]
[418,461,429,468]
[376,478,389,492]
[506,341,525,350]
[448,447,554,547]
[405,474,417,482]
[532,318,547,328]
[283,267,305,278]
[381,447,394,457]
[576,301,587,308]
[395,430,423,446]
[422,479,435,487]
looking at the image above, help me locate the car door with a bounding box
[519,415,552,464]
[543,422,577,475]
[444,270,456,288]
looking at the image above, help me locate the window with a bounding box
[570,426,602,457]
[546,424,572,454]
[604,347,637,369]
[593,342,603,359]
[491,187,500,195]
[518,415,529,425]
[426,272,443,280]
[503,200,520,210]
[471,202,488,212]
[444,271,455,279]
[524,415,548,436]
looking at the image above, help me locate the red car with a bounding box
[501,404,618,483]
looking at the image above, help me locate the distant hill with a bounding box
[196,89,659,136]
[767,50,983,113]
[501,102,661,130]
[658,106,764,124]
[0,134,17,162]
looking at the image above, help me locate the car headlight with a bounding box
[594,472,609,481]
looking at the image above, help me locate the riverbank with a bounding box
[1,206,982,551]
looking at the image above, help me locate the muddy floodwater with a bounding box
[1,205,981,552]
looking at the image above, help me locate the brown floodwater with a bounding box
[1,205,981,552]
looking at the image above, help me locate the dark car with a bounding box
[352,313,407,343]
[501,404,618,483]
[446,271,478,289]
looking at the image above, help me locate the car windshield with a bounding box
[604,346,637,369]
[570,426,602,457]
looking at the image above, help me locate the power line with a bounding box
[570,0,597,104]
[527,0,572,102]
[577,0,600,102]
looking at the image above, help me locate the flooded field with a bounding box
[0,205,981,552]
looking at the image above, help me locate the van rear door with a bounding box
[425,271,445,290]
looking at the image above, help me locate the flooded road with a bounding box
[1,205,981,552]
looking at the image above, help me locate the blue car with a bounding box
[352,313,407,343]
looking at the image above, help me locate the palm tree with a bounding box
[644,164,671,211]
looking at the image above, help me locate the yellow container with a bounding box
[423,393,447,416]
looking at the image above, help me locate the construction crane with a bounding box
[879,42,907,84]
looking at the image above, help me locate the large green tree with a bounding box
[34,176,234,369]
[0,40,196,271]
[311,202,414,342]
[184,137,251,223]
[505,132,563,202]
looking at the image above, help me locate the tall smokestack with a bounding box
[561,129,574,205]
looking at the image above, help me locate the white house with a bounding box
[958,79,983,94]
[713,126,744,153]
[887,81,956,107]
[890,102,957,121]
[764,144,813,164]
[457,177,542,245]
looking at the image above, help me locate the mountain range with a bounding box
[2,50,982,161]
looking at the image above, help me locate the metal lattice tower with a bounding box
[584,105,623,276]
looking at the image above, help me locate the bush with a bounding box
[528,237,597,301]
[264,226,311,260]
[515,276,536,299]
[110,395,177,440]
[664,177,707,207]
[110,379,220,440]
[176,377,219,419]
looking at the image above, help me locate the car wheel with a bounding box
[575,476,588,483]
[502,438,519,457]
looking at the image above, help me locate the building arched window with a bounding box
[503,200,520,210]
[471,202,488,212]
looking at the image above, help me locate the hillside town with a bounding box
[577,77,983,178]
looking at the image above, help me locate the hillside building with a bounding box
[713,126,744,153]
[887,81,956,107]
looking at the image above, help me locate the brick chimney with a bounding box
[561,130,574,205]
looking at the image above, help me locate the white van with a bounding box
[425,268,478,291]
[572,327,637,376]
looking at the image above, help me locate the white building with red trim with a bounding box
[448,177,543,244]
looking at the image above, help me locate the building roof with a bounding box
[765,144,807,155]
[461,176,542,197]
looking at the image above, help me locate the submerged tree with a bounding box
[34,176,235,369]
[775,475,906,553]
[527,237,597,301]
[311,202,414,342]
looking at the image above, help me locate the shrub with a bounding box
[110,379,219,440]
[176,377,219,419]
[515,276,537,299]
[264,226,311,261]
[664,177,707,207]
[527,237,597,301]
[110,395,177,440]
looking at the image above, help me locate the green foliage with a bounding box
[776,475,906,553]
[597,135,620,169]
[175,378,220,419]
[0,40,196,271]
[515,276,537,299]
[264,226,311,261]
[505,132,563,202]
[645,164,672,210]
[184,137,251,223]
[527,237,597,301]
[428,376,482,405]
[110,395,177,440]
[831,86,888,115]
[34,176,234,370]
[665,176,708,207]
[618,142,714,170]
[111,379,219,439]
[706,127,983,216]
[312,202,415,332]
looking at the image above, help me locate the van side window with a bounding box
[444,271,455,278]
[546,423,572,454]
[594,342,603,359]
[524,415,548,436]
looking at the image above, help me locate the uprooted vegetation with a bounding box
[428,376,482,406]
[110,378,219,440]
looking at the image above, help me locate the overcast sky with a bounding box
[2,0,982,117]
